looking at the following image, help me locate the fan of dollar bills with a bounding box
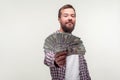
[43,32,85,56]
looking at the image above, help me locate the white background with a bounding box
[0,0,120,80]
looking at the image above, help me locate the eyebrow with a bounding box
[62,13,75,15]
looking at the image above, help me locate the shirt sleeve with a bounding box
[44,50,58,67]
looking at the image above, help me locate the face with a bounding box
[59,8,76,33]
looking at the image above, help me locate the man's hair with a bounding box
[58,4,76,18]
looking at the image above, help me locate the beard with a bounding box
[60,22,75,33]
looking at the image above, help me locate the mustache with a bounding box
[66,21,73,24]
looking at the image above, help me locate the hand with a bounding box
[54,51,67,67]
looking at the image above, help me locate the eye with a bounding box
[71,14,76,17]
[63,14,68,17]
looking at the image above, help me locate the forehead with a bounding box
[61,8,75,14]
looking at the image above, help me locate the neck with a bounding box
[59,27,72,33]
[59,28,64,33]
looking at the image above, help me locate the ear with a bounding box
[58,18,60,21]
[58,18,61,22]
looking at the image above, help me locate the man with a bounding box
[43,4,91,80]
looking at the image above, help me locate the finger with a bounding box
[56,55,66,62]
[58,60,66,67]
[55,52,66,58]
[55,51,67,58]
[55,56,66,65]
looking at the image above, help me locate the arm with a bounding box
[44,50,56,67]
[44,50,67,68]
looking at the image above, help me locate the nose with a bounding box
[68,16,72,19]
[68,16,72,21]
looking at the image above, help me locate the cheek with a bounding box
[60,19,67,24]
[73,19,76,23]
[62,18,68,21]
[72,18,76,21]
